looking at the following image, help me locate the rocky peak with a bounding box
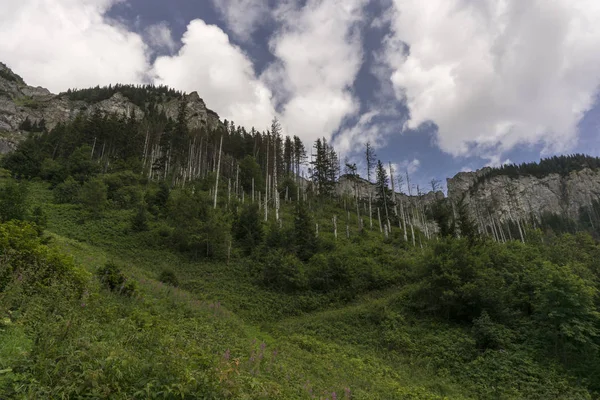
[158,91,220,131]
[446,164,600,230]
[0,62,223,153]
[0,62,25,85]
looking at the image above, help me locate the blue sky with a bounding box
[2,0,600,192]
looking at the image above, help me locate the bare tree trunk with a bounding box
[369,193,373,230]
[265,141,269,222]
[517,218,525,242]
[378,208,383,233]
[274,138,279,222]
[333,215,337,240]
[401,199,408,241]
[227,178,231,206]
[346,211,350,238]
[213,135,223,209]
[235,164,240,199]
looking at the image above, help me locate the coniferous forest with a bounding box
[1,87,600,399]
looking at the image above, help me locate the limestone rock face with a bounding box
[158,91,221,131]
[447,168,600,223]
[0,62,222,153]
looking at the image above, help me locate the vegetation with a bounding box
[1,95,600,398]
[0,63,25,85]
[474,154,600,186]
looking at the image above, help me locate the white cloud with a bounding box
[0,0,150,92]
[211,0,269,40]
[145,22,177,53]
[400,158,420,175]
[264,0,367,144]
[153,19,276,132]
[383,0,600,159]
[332,111,382,155]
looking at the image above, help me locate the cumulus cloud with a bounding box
[153,19,276,131]
[145,22,177,53]
[400,158,420,175]
[264,0,367,144]
[0,0,150,92]
[383,0,600,159]
[211,0,270,40]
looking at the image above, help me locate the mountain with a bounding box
[0,62,221,153]
[2,63,600,399]
[4,61,600,238]
[447,155,600,238]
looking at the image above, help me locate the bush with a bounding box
[159,269,179,287]
[0,181,28,222]
[131,205,149,232]
[53,176,80,204]
[79,178,107,218]
[261,250,306,292]
[96,262,137,297]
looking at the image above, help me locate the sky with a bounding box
[1,0,600,191]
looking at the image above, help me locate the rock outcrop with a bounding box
[0,62,221,153]
[447,167,600,225]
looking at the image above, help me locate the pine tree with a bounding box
[233,203,264,255]
[375,160,392,208]
[294,201,317,261]
[310,138,338,198]
[365,142,377,182]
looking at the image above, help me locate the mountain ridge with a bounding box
[0,62,222,153]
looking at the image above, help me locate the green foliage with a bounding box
[53,176,80,204]
[168,190,231,259]
[310,138,339,197]
[96,262,137,296]
[79,177,107,218]
[233,203,264,255]
[475,153,600,187]
[30,206,48,234]
[261,250,306,292]
[68,145,100,182]
[130,205,149,232]
[294,201,318,261]
[60,83,184,110]
[239,155,264,193]
[0,64,25,84]
[0,180,28,222]
[0,220,88,295]
[158,268,179,287]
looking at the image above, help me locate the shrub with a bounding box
[79,177,107,218]
[261,250,306,292]
[53,176,80,204]
[159,269,179,287]
[131,205,149,232]
[0,180,28,222]
[96,262,136,297]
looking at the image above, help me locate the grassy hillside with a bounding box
[0,176,598,399]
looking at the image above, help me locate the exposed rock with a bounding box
[0,62,222,154]
[447,167,600,226]
[337,175,443,206]
[158,91,221,131]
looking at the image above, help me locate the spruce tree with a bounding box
[365,142,377,182]
[294,201,317,261]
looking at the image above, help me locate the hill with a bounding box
[1,63,600,399]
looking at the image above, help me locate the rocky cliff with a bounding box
[0,62,221,153]
[446,167,600,226]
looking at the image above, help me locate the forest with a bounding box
[1,89,600,399]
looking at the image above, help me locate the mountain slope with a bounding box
[0,62,221,153]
